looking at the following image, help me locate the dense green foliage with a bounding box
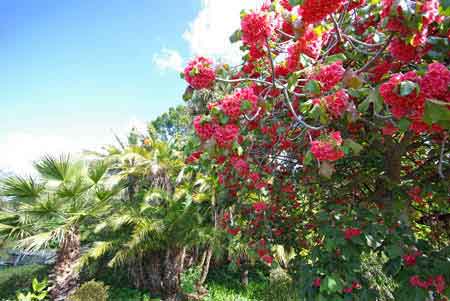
[0,265,49,300]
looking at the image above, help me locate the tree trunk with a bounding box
[196,247,213,288]
[240,256,249,288]
[49,227,80,301]
[161,248,185,301]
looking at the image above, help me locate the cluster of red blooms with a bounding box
[407,186,423,204]
[323,90,350,118]
[218,88,258,121]
[310,61,345,92]
[343,281,362,294]
[380,63,449,134]
[310,131,345,162]
[381,0,441,62]
[287,27,323,70]
[299,0,346,25]
[402,250,422,266]
[344,227,362,240]
[409,275,446,294]
[185,150,203,164]
[381,122,399,136]
[241,11,271,47]
[183,57,216,89]
[256,239,273,264]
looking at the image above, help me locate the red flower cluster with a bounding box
[379,71,424,119]
[409,275,446,294]
[213,124,240,147]
[184,57,216,89]
[403,250,421,266]
[311,61,345,92]
[299,0,345,25]
[388,38,424,63]
[193,116,215,141]
[231,156,250,177]
[324,90,350,118]
[241,12,271,47]
[421,62,450,103]
[253,201,267,213]
[287,27,323,70]
[312,277,321,287]
[344,227,362,240]
[218,88,259,121]
[186,150,203,164]
[310,131,345,161]
[407,186,423,203]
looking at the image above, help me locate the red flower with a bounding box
[213,124,240,147]
[311,61,345,92]
[313,277,321,287]
[344,227,362,240]
[434,275,446,294]
[261,254,273,264]
[299,0,346,25]
[184,57,216,89]
[407,186,423,203]
[193,116,216,141]
[421,63,450,102]
[324,90,350,118]
[310,132,345,162]
[343,287,353,294]
[186,150,203,164]
[227,227,240,236]
[253,202,267,213]
[241,12,271,47]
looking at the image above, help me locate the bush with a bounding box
[68,280,109,301]
[0,264,49,300]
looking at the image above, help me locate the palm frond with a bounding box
[34,154,72,181]
[0,176,45,202]
[88,160,109,183]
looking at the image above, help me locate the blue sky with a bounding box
[0,0,262,173]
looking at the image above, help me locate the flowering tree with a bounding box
[182,0,449,299]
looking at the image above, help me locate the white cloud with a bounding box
[183,0,264,65]
[0,132,82,176]
[152,48,183,72]
[0,118,149,176]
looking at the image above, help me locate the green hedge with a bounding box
[0,264,49,300]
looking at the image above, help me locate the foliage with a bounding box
[182,0,450,299]
[0,265,49,300]
[16,277,48,301]
[68,280,109,301]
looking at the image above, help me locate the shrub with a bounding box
[0,264,49,300]
[68,280,109,301]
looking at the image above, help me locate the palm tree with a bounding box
[0,155,123,300]
[82,130,214,300]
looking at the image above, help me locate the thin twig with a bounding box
[357,35,393,74]
[266,38,276,87]
[438,136,447,180]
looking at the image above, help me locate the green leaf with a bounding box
[304,80,321,95]
[241,100,252,111]
[344,139,363,155]
[369,88,384,113]
[423,101,450,129]
[397,118,411,131]
[398,80,419,97]
[358,98,371,113]
[320,275,343,293]
[229,29,242,43]
[287,73,300,92]
[383,257,402,276]
[324,54,347,64]
[303,151,314,166]
[219,114,229,125]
